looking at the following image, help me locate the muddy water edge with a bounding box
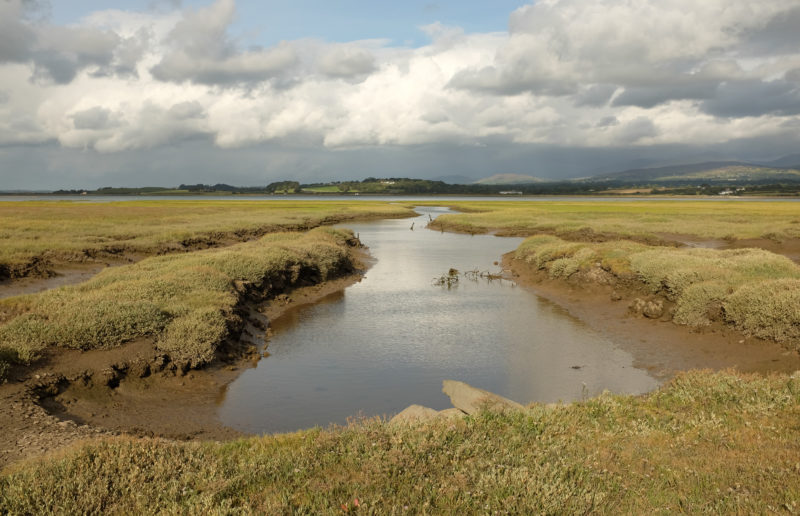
[0,250,371,470]
[218,206,800,434]
[218,207,661,434]
[4,205,800,469]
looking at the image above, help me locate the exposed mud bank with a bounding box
[0,247,371,471]
[0,264,107,301]
[656,233,800,263]
[503,253,800,380]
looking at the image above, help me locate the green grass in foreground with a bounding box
[425,200,800,240]
[515,235,800,344]
[0,200,412,277]
[2,371,799,513]
[0,228,357,370]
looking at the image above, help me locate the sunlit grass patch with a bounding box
[0,228,358,367]
[2,370,799,513]
[515,235,800,343]
[0,200,412,278]
[425,200,800,241]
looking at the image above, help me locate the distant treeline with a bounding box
[39,177,800,197]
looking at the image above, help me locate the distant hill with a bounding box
[433,174,473,185]
[584,161,800,183]
[758,154,800,169]
[474,174,547,185]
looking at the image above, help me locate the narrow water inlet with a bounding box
[218,207,659,434]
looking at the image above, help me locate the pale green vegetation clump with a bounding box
[515,235,800,343]
[0,200,412,278]
[514,235,649,279]
[2,370,799,513]
[424,200,800,241]
[0,228,357,367]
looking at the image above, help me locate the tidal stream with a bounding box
[218,207,659,433]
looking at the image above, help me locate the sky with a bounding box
[2,0,800,189]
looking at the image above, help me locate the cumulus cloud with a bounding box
[1,0,800,184]
[317,45,376,79]
[150,0,298,85]
[0,0,133,84]
[71,106,115,130]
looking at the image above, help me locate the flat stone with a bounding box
[442,380,525,415]
[436,408,466,420]
[388,404,439,425]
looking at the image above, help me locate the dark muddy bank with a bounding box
[503,253,800,379]
[0,243,369,470]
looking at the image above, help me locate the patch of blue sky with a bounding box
[50,0,526,47]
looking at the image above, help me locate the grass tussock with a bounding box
[424,200,800,241]
[2,370,800,513]
[515,235,800,343]
[0,228,357,367]
[0,200,412,278]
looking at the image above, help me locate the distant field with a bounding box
[301,185,341,193]
[424,200,800,241]
[0,200,413,278]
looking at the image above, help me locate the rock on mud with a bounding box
[389,405,440,425]
[389,405,467,425]
[629,298,664,319]
[442,380,525,415]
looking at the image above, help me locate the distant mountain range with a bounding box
[582,160,800,184]
[759,154,800,169]
[467,155,800,186]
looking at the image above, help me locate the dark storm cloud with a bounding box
[3,127,800,191]
[701,79,800,118]
[742,6,800,56]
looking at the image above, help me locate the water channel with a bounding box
[218,207,660,434]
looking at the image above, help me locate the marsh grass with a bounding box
[2,370,799,513]
[514,235,800,343]
[424,200,800,241]
[0,228,357,367]
[0,200,412,277]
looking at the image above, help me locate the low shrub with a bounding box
[724,279,800,343]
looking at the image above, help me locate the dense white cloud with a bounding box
[1,0,800,183]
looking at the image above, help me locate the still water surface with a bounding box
[218,207,659,433]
